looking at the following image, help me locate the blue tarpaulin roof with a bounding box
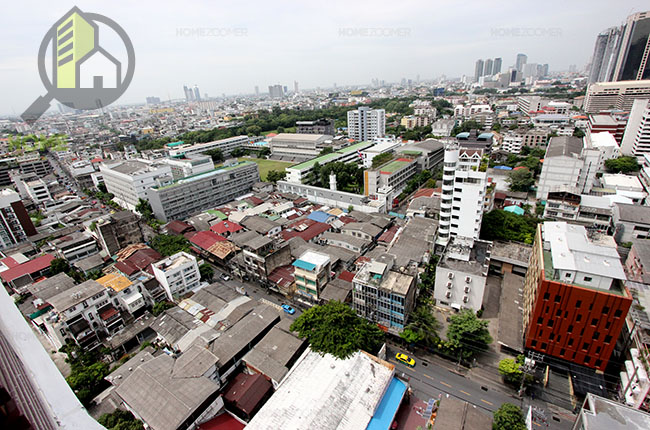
[307,211,332,223]
[504,205,525,215]
[494,165,512,170]
[367,377,407,430]
[292,259,316,271]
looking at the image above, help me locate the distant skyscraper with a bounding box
[515,53,528,72]
[183,85,194,101]
[268,84,284,98]
[613,11,650,81]
[484,59,493,76]
[493,57,502,74]
[146,96,161,104]
[474,59,484,81]
[294,80,299,93]
[541,64,549,76]
[193,85,201,101]
[255,85,259,96]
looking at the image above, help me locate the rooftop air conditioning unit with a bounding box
[464,286,470,293]
[445,291,452,299]
[465,276,472,283]
[463,295,469,303]
[446,281,453,289]
[448,272,454,280]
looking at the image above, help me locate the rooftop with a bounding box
[378,158,414,174]
[616,203,650,225]
[290,141,373,171]
[153,251,195,272]
[545,136,584,158]
[48,279,105,312]
[293,250,330,272]
[154,161,256,190]
[96,272,133,293]
[246,349,396,430]
[578,393,650,429]
[28,272,76,301]
[439,237,491,276]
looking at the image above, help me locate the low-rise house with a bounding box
[96,272,147,316]
[0,253,55,293]
[320,231,371,254]
[177,283,256,329]
[95,211,144,256]
[292,251,331,302]
[152,307,220,352]
[231,231,292,285]
[613,204,650,243]
[625,241,650,284]
[223,373,274,422]
[240,216,282,237]
[341,222,382,242]
[52,232,98,262]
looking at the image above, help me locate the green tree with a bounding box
[403,305,440,346]
[151,234,190,256]
[199,263,214,282]
[371,152,395,168]
[204,149,224,163]
[493,403,526,430]
[98,410,144,430]
[135,198,154,221]
[605,156,640,173]
[257,147,271,158]
[423,178,437,188]
[446,310,492,360]
[480,209,540,244]
[66,361,110,405]
[266,169,287,183]
[290,301,384,359]
[491,123,502,133]
[319,147,335,156]
[50,258,70,275]
[152,301,175,316]
[573,128,586,138]
[507,168,535,192]
[97,183,108,194]
[498,357,523,384]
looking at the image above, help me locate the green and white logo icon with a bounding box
[22,6,135,123]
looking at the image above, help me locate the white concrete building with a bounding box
[100,159,173,210]
[502,134,524,154]
[360,140,401,168]
[438,144,487,246]
[151,251,201,301]
[621,98,650,157]
[167,135,250,158]
[584,80,650,113]
[347,107,385,142]
[434,237,491,312]
[160,154,214,180]
[24,178,52,204]
[269,133,333,161]
[292,250,331,302]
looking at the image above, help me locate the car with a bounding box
[220,273,230,281]
[281,304,296,315]
[395,353,415,367]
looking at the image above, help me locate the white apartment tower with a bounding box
[438,144,487,246]
[151,251,201,301]
[621,98,650,157]
[347,107,386,142]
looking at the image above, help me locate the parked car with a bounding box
[281,304,296,315]
[220,273,230,281]
[395,353,415,367]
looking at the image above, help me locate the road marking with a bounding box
[440,381,452,388]
[481,399,493,406]
[459,390,471,396]
[423,374,434,380]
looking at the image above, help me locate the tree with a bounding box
[204,149,224,163]
[573,127,585,138]
[493,403,526,430]
[152,301,175,316]
[66,361,110,405]
[266,169,287,183]
[480,209,540,244]
[371,152,394,168]
[423,178,437,188]
[446,310,492,360]
[199,263,214,282]
[491,123,501,133]
[498,357,523,384]
[257,147,271,158]
[319,147,335,156]
[135,198,154,221]
[290,301,384,359]
[507,168,535,192]
[97,183,108,194]
[98,410,144,430]
[605,156,640,173]
[151,234,190,256]
[403,305,440,346]
[50,258,70,275]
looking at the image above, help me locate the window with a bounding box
[614,309,622,318]
[602,306,609,314]
[560,348,566,356]
[556,309,562,317]
[583,276,592,282]
[605,321,611,329]
[576,314,582,322]
[576,300,582,308]
[565,273,571,278]
[595,346,601,354]
[591,318,598,326]
[543,292,550,300]
[604,335,612,343]
[549,333,555,340]
[541,343,548,350]
[583,342,590,351]
[568,325,573,333]
[584,356,591,364]
[593,332,600,340]
[554,295,561,303]
[547,320,554,328]
[537,317,544,324]
[531,340,537,347]
[595,359,602,367]
[568,338,574,346]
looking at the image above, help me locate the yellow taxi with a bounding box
[396,352,415,367]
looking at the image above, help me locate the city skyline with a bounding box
[1,0,649,115]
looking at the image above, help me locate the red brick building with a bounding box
[523,222,633,371]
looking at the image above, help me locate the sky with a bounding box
[1,0,648,116]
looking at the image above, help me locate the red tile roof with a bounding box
[165,220,195,235]
[281,221,330,242]
[223,372,273,415]
[0,254,55,283]
[338,271,355,282]
[378,225,399,244]
[246,196,264,206]
[190,230,227,250]
[197,413,245,430]
[210,221,243,235]
[0,256,20,269]
[116,248,163,275]
[267,265,295,288]
[413,188,435,199]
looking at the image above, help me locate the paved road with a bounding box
[386,344,514,413]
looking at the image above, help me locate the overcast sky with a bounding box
[1,0,648,115]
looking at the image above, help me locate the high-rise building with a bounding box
[588,26,624,83]
[515,53,528,72]
[613,11,650,81]
[0,189,37,249]
[268,84,284,98]
[523,222,632,371]
[145,96,161,104]
[293,80,299,93]
[584,80,650,112]
[347,107,386,142]
[151,252,201,301]
[484,59,493,76]
[621,98,650,156]
[193,85,201,101]
[99,160,173,211]
[474,59,484,81]
[55,9,95,88]
[255,85,259,96]
[183,85,194,101]
[437,144,487,246]
[493,57,502,74]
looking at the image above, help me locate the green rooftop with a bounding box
[401,150,422,156]
[290,141,372,171]
[206,209,228,219]
[154,161,256,190]
[166,141,184,147]
[379,158,412,174]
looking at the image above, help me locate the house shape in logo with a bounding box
[54,7,121,89]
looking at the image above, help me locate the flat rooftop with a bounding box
[579,393,650,429]
[378,158,414,174]
[290,141,373,171]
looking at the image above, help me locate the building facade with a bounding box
[269,133,333,161]
[347,107,386,142]
[146,161,259,222]
[292,250,331,302]
[167,135,250,158]
[95,210,144,256]
[621,98,650,157]
[523,222,633,371]
[100,159,173,210]
[295,119,335,135]
[0,189,37,249]
[151,251,201,301]
[584,80,650,113]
